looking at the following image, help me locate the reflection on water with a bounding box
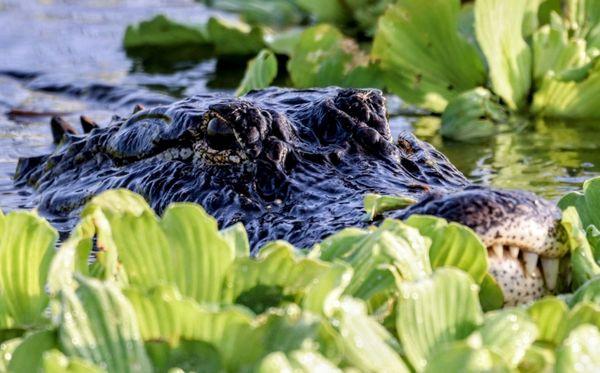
[410,117,600,200]
[1,0,600,214]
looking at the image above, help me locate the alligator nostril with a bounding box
[207,117,233,137]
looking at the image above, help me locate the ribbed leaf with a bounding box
[0,211,57,326]
[372,0,486,112]
[556,325,600,372]
[160,203,234,303]
[424,340,509,373]
[569,276,600,306]
[236,49,278,96]
[302,263,353,317]
[331,298,409,372]
[476,310,537,367]
[532,57,600,119]
[57,276,152,372]
[475,0,532,110]
[257,350,342,373]
[406,215,488,284]
[220,222,251,258]
[527,296,568,345]
[222,241,330,307]
[557,301,600,342]
[397,268,483,371]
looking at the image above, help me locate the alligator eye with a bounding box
[206,117,237,150]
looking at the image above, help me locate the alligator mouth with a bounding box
[485,243,560,306]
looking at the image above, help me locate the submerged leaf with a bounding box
[236,49,278,96]
[372,0,486,112]
[475,0,532,110]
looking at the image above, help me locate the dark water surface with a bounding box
[1,0,599,216]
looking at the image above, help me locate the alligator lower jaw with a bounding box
[486,244,561,306]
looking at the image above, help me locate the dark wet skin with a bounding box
[14,88,568,305]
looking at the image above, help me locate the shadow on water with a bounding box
[0,0,600,216]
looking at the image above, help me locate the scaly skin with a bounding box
[15,88,567,305]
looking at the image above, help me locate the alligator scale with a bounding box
[15,87,567,305]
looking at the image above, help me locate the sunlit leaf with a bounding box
[556,325,600,372]
[372,0,486,112]
[424,340,509,373]
[475,0,532,110]
[236,49,278,96]
[476,309,537,367]
[220,222,251,258]
[43,349,106,373]
[397,268,483,371]
[7,329,57,372]
[527,296,568,345]
[257,350,342,373]
[205,17,266,56]
[363,193,417,221]
[331,298,409,372]
[532,57,600,119]
[56,276,152,372]
[405,215,488,284]
[0,211,57,327]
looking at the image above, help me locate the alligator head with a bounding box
[14,87,567,305]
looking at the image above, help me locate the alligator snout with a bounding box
[396,186,568,305]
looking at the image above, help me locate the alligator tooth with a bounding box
[541,258,560,291]
[509,246,520,259]
[523,252,539,277]
[492,244,503,258]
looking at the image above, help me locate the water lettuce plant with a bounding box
[0,176,599,371]
[125,0,600,141]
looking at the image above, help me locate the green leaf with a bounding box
[532,17,588,86]
[236,49,278,96]
[43,349,106,373]
[372,0,486,112]
[206,0,304,28]
[475,0,532,110]
[0,211,57,326]
[56,276,152,372]
[440,87,508,141]
[405,215,488,284]
[264,27,305,56]
[123,15,208,49]
[7,329,57,372]
[558,301,600,342]
[162,340,222,373]
[311,227,370,262]
[397,268,483,371]
[302,262,353,316]
[331,298,409,372]
[559,176,600,232]
[295,0,351,24]
[220,222,251,258]
[560,207,600,288]
[363,193,417,221]
[205,17,266,56]
[424,340,510,373]
[336,219,432,300]
[556,325,600,372]
[478,274,504,312]
[160,203,235,303]
[532,57,600,119]
[568,276,600,306]
[527,296,568,345]
[222,241,330,306]
[476,310,538,367]
[345,0,396,35]
[257,350,342,373]
[518,344,556,373]
[288,25,376,88]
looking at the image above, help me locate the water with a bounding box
[1,0,599,214]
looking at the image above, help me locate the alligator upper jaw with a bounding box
[486,243,561,306]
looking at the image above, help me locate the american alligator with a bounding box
[14,87,567,305]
